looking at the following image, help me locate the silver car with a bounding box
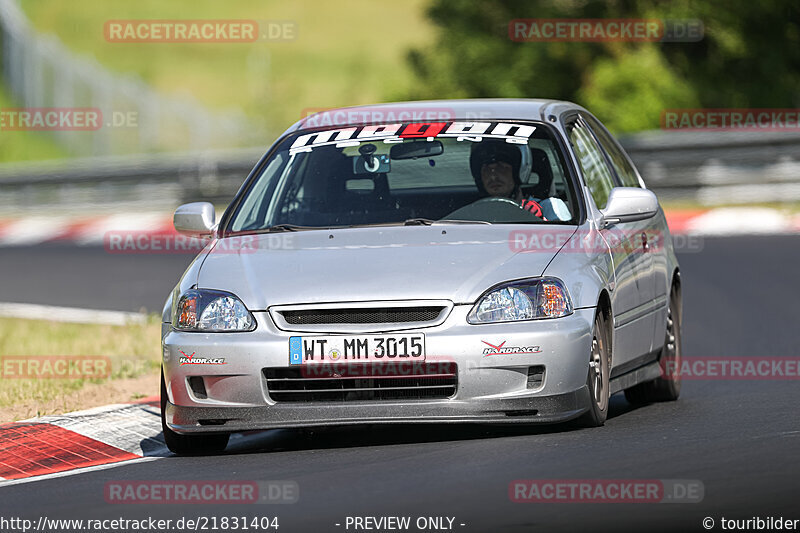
[160,99,682,455]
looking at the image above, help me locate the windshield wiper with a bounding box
[240,224,316,234]
[403,218,492,226]
[403,218,434,226]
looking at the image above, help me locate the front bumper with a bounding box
[162,306,596,433]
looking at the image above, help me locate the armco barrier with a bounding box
[1,130,799,214]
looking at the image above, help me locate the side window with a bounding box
[230,151,288,231]
[584,116,642,188]
[567,119,616,209]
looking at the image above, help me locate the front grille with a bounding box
[280,307,443,325]
[263,362,457,402]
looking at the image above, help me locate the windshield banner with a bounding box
[289,122,537,155]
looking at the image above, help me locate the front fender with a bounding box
[541,223,614,310]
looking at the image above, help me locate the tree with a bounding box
[406,0,800,132]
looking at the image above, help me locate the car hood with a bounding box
[196,225,576,308]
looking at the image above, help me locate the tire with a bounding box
[624,283,682,404]
[578,311,611,427]
[161,368,230,455]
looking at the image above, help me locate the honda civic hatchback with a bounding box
[160,99,682,454]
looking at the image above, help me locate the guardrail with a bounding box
[619,130,800,204]
[0,0,256,156]
[0,130,799,215]
[0,148,264,214]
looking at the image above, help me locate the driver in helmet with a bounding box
[470,141,570,221]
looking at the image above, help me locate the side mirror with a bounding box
[174,202,215,238]
[600,187,658,227]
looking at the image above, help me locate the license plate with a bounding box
[289,334,425,365]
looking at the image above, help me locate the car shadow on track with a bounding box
[607,392,647,420]
[226,424,570,456]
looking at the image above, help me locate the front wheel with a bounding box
[161,368,229,455]
[578,311,611,427]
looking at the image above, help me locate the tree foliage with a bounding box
[406,0,800,132]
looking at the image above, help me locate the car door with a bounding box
[566,116,653,370]
[582,115,663,356]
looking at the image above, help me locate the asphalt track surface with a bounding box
[0,244,193,314]
[2,236,800,532]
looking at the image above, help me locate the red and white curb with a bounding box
[668,207,800,235]
[0,398,264,484]
[0,213,174,247]
[0,208,799,247]
[0,397,167,483]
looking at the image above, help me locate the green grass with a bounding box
[18,0,433,140]
[0,317,161,417]
[0,84,69,162]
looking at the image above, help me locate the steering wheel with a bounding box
[470,197,523,208]
[442,196,543,223]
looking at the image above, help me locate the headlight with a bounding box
[467,277,573,324]
[173,289,256,332]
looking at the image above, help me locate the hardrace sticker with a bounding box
[178,350,227,365]
[289,122,537,155]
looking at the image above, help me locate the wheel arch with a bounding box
[671,268,682,324]
[596,289,613,365]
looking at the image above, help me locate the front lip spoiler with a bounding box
[165,386,591,434]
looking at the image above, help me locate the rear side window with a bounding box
[584,116,642,188]
[568,119,616,210]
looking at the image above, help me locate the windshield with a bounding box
[226,120,579,233]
